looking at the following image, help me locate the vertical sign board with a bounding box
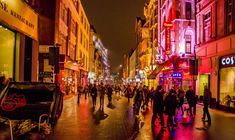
[163,22,173,55]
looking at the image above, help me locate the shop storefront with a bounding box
[88,72,96,84]
[0,0,38,81]
[80,69,88,87]
[61,60,79,94]
[219,54,235,110]
[153,56,192,93]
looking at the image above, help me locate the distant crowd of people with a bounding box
[74,82,212,130]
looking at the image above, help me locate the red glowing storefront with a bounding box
[157,56,192,92]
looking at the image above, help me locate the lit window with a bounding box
[185,35,191,54]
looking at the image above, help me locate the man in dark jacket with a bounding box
[202,85,211,123]
[151,85,164,127]
[91,84,98,107]
[165,89,178,127]
[107,85,113,104]
[185,86,195,116]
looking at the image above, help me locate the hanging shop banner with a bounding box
[164,22,173,55]
[0,0,38,40]
[220,54,235,68]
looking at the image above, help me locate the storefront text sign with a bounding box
[220,54,235,68]
[0,0,38,40]
[171,72,182,78]
[164,22,173,55]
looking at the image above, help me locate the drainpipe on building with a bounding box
[194,0,197,115]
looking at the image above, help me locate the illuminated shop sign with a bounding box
[171,72,182,78]
[220,54,235,68]
[0,0,38,40]
[164,22,173,55]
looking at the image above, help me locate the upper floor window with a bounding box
[185,2,192,20]
[226,0,233,34]
[185,35,191,54]
[203,12,211,42]
[80,30,83,44]
[72,0,79,12]
[71,19,77,35]
[81,13,84,24]
[60,4,68,25]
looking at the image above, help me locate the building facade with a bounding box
[155,0,196,92]
[135,17,149,85]
[144,0,158,89]
[92,31,110,83]
[0,0,38,82]
[88,25,96,84]
[35,0,90,94]
[195,0,235,111]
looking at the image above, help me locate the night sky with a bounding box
[81,0,146,73]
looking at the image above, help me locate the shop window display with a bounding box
[220,67,235,108]
[0,25,15,78]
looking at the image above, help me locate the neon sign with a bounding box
[164,22,173,55]
[220,54,235,68]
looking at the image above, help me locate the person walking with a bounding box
[99,82,106,111]
[124,85,132,103]
[202,85,211,123]
[177,87,185,115]
[185,86,195,117]
[91,84,98,107]
[134,86,143,115]
[107,84,113,104]
[165,89,178,128]
[84,85,88,100]
[151,85,165,128]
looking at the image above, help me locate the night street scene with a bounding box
[1,0,235,140]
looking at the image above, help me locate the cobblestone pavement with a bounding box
[50,93,235,140]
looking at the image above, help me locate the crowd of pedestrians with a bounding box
[76,82,212,131]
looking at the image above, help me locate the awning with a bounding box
[147,63,166,79]
[147,55,189,79]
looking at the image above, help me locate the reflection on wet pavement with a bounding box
[49,94,235,140]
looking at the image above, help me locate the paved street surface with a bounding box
[49,93,235,140]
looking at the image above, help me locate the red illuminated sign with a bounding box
[164,22,173,55]
[163,22,173,28]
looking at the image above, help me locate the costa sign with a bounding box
[220,54,235,67]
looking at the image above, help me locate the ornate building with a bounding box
[154,0,196,92]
